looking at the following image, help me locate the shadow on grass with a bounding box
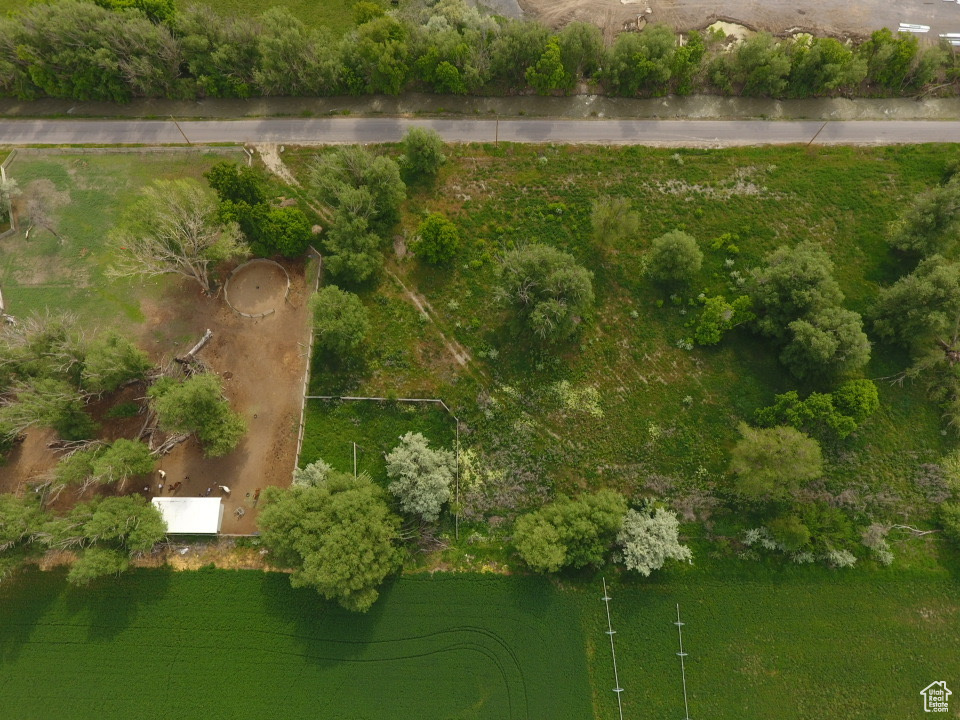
[0,566,61,664]
[63,567,173,642]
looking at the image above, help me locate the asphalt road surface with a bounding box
[1,118,959,146]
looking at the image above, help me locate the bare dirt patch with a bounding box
[224,259,290,316]
[139,260,310,534]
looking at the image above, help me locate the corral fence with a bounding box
[223,257,291,319]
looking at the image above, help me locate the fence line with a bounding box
[292,249,323,477]
[302,393,461,538]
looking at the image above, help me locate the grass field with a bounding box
[1,564,957,720]
[0,568,593,720]
[298,143,959,539]
[1,0,363,33]
[1,149,242,330]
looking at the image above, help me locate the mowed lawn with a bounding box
[0,568,593,720]
[1,149,242,330]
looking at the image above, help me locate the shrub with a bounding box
[940,502,960,545]
[832,379,881,423]
[496,244,594,343]
[647,230,703,285]
[729,423,823,501]
[412,213,460,264]
[401,127,446,180]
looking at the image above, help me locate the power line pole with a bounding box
[674,603,692,720]
[601,577,624,720]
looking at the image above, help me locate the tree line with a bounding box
[1,0,958,103]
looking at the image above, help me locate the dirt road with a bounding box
[519,0,960,41]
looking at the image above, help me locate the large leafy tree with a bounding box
[81,331,152,394]
[729,424,823,501]
[257,473,402,612]
[616,507,692,576]
[873,255,960,348]
[887,177,960,258]
[385,432,456,523]
[513,490,627,572]
[401,127,446,181]
[412,213,460,265]
[148,374,246,457]
[779,306,871,379]
[747,241,844,339]
[0,493,48,553]
[310,285,370,357]
[526,36,568,94]
[109,179,246,295]
[497,244,595,343]
[606,24,677,96]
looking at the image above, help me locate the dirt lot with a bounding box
[519,0,960,41]
[0,261,312,535]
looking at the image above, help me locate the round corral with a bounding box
[224,259,290,318]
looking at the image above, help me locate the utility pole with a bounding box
[353,442,357,477]
[602,577,624,720]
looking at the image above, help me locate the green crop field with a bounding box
[0,568,592,720]
[582,557,960,720]
[1,149,242,328]
[1,563,957,720]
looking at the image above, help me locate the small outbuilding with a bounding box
[152,497,224,535]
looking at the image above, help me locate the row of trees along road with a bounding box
[0,0,957,102]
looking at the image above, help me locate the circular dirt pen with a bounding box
[224,259,290,318]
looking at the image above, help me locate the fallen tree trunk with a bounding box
[151,432,190,457]
[176,329,213,364]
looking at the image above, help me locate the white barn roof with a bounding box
[152,497,223,534]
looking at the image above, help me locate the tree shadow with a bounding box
[0,566,62,664]
[62,567,173,642]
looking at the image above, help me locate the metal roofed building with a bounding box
[151,497,224,535]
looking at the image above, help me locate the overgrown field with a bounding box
[298,143,959,540]
[1,149,242,330]
[0,568,592,720]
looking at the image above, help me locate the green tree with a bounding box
[322,210,383,283]
[755,390,858,439]
[293,459,333,487]
[0,493,48,552]
[489,20,549,87]
[768,515,811,551]
[204,162,268,207]
[694,295,754,345]
[888,177,960,258]
[526,36,568,94]
[90,439,155,488]
[647,230,703,285]
[412,213,460,264]
[341,16,410,94]
[788,36,866,96]
[401,126,446,180]
[780,306,871,379]
[259,206,313,258]
[109,179,246,295]
[385,432,456,523]
[497,244,595,343]
[606,25,677,96]
[616,507,692,576]
[832,379,880,423]
[872,255,960,347]
[747,241,844,338]
[310,285,370,357]
[254,8,341,96]
[729,424,823,501]
[53,447,101,487]
[732,33,792,96]
[591,196,640,247]
[309,146,405,233]
[0,378,96,440]
[513,490,627,572]
[149,374,245,457]
[173,7,260,98]
[257,473,402,612]
[557,21,604,82]
[941,502,960,545]
[67,546,130,586]
[671,30,705,95]
[81,331,151,394]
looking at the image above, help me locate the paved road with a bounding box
[1,118,959,146]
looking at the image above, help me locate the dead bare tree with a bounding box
[22,179,67,244]
[108,179,245,296]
